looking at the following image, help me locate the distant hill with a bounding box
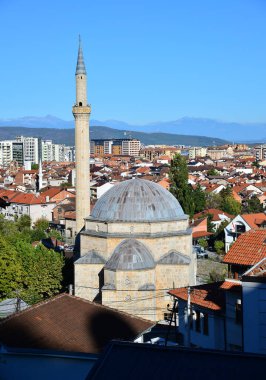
[0,126,228,147]
[0,115,265,142]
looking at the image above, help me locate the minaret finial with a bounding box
[76,35,86,75]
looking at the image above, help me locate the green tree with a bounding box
[242,196,263,213]
[192,184,206,213]
[207,168,219,176]
[221,196,241,216]
[34,218,49,231]
[214,240,225,255]
[0,237,22,300]
[60,182,72,188]
[198,238,208,250]
[205,193,222,209]
[16,215,31,231]
[169,154,195,217]
[31,163,39,170]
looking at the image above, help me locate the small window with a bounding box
[79,102,82,106]
[203,313,209,335]
[235,300,242,324]
[195,310,201,332]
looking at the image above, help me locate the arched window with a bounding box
[79,102,82,106]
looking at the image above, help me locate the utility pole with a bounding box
[185,286,192,347]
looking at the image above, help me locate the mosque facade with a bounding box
[73,40,196,322]
[75,178,196,321]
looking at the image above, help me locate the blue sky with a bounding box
[0,0,266,124]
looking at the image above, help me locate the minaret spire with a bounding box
[73,37,91,233]
[76,35,87,75]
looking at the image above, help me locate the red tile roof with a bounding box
[223,229,266,266]
[194,209,233,222]
[169,282,226,312]
[192,231,213,239]
[241,213,266,229]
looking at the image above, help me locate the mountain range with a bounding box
[0,115,265,144]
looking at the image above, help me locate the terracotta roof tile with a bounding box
[223,229,266,266]
[169,282,226,312]
[241,213,266,229]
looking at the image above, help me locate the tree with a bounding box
[205,193,222,209]
[198,238,208,250]
[221,196,241,216]
[60,182,72,188]
[192,184,206,213]
[31,163,39,170]
[169,154,195,217]
[34,218,49,231]
[16,215,31,231]
[242,196,263,214]
[214,240,224,255]
[207,168,219,176]
[0,237,22,300]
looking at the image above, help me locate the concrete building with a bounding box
[72,37,91,232]
[74,178,196,322]
[189,147,207,159]
[90,139,141,157]
[254,144,266,161]
[16,136,39,164]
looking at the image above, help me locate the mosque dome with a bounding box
[105,239,155,271]
[90,178,185,222]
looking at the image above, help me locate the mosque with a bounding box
[73,39,196,321]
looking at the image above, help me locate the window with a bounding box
[203,313,209,335]
[195,310,201,332]
[235,300,242,324]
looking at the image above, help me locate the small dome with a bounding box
[105,239,155,271]
[90,178,185,222]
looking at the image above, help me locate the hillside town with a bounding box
[1,2,266,377]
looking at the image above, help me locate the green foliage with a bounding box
[16,215,31,231]
[34,218,49,231]
[192,184,206,213]
[205,193,222,209]
[47,230,62,240]
[221,196,241,216]
[214,240,225,254]
[60,182,72,188]
[169,154,195,217]
[0,237,22,299]
[198,238,208,250]
[208,269,226,283]
[206,213,215,233]
[207,168,219,176]
[31,163,39,170]
[242,196,263,214]
[0,217,64,303]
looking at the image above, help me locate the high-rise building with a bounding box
[72,37,91,232]
[16,136,39,164]
[90,138,141,157]
[254,144,266,161]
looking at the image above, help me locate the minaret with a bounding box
[38,159,43,191]
[72,36,91,232]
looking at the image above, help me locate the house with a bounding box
[168,280,242,352]
[224,212,266,252]
[223,229,266,279]
[242,258,266,355]
[194,208,233,231]
[0,190,56,225]
[190,217,213,244]
[0,293,155,355]
[86,341,266,380]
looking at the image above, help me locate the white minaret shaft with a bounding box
[72,37,91,232]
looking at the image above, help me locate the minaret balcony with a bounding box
[72,105,91,115]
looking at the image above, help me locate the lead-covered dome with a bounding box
[90,178,185,222]
[105,239,155,271]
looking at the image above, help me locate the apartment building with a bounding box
[91,139,141,157]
